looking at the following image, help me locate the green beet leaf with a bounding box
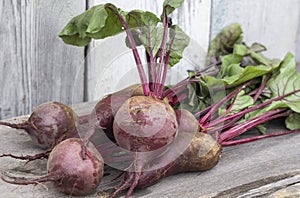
[207,23,243,64]
[285,113,300,130]
[59,4,125,46]
[163,0,184,16]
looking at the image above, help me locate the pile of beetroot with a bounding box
[1,0,300,197]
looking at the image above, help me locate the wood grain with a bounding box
[0,0,86,119]
[211,0,300,59]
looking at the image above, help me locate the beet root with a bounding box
[113,96,178,152]
[110,132,221,198]
[92,84,143,140]
[2,138,104,196]
[0,102,78,149]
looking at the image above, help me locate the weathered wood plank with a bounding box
[86,0,211,101]
[0,0,86,119]
[296,18,300,64]
[211,0,300,59]
[0,103,300,197]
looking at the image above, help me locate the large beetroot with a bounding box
[2,138,104,196]
[113,96,178,152]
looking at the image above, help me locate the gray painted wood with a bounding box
[0,0,86,120]
[211,0,300,60]
[0,103,300,197]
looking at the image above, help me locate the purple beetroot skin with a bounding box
[113,96,178,152]
[0,102,78,149]
[2,138,104,196]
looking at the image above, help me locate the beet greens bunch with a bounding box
[60,0,190,99]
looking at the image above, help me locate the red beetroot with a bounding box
[0,102,78,149]
[113,96,178,152]
[110,132,221,198]
[93,84,143,140]
[2,138,104,196]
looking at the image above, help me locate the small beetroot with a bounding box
[0,102,78,149]
[2,138,104,196]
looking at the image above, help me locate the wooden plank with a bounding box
[211,0,300,60]
[0,103,300,197]
[296,17,300,65]
[86,0,211,101]
[0,0,86,120]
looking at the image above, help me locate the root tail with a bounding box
[1,173,60,185]
[0,150,51,162]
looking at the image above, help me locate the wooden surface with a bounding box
[0,102,299,198]
[0,0,85,119]
[1,0,299,119]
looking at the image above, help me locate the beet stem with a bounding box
[159,32,176,96]
[199,80,253,125]
[171,92,188,106]
[219,109,289,142]
[253,74,271,102]
[193,60,222,75]
[154,12,169,96]
[163,79,197,99]
[209,88,300,128]
[113,8,150,95]
[221,129,300,146]
[205,115,242,134]
[145,28,156,92]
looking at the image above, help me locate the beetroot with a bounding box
[110,132,221,198]
[0,102,78,149]
[2,138,104,196]
[113,96,178,152]
[110,109,203,197]
[93,84,143,140]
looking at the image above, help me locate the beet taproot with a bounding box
[113,96,178,152]
[110,132,221,198]
[0,102,78,149]
[2,138,104,196]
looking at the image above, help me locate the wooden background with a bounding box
[0,0,300,119]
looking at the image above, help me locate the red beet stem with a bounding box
[154,12,169,97]
[219,108,289,142]
[193,60,222,75]
[113,8,149,95]
[164,79,199,99]
[145,31,156,92]
[159,32,176,96]
[221,129,300,146]
[253,74,271,102]
[199,80,254,125]
[205,115,242,134]
[170,92,188,106]
[194,105,211,118]
[206,88,300,128]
